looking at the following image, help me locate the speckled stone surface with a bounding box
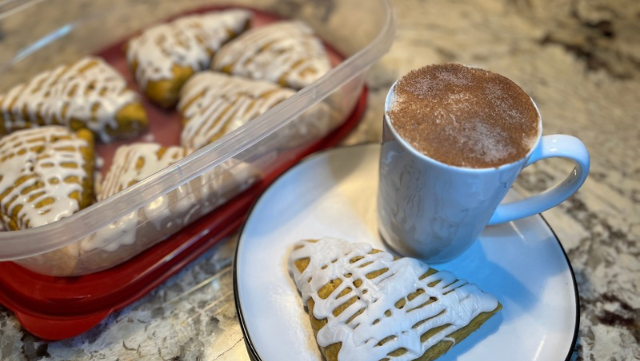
[1,0,639,360]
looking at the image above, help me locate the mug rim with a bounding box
[383,76,544,173]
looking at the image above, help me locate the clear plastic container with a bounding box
[0,0,395,276]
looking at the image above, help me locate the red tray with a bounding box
[0,86,367,340]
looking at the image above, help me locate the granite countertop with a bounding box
[1,0,638,360]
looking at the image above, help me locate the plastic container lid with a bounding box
[0,88,367,340]
[0,0,396,273]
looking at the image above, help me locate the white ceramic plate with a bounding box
[234,144,578,361]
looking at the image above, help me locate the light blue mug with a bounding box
[378,81,590,263]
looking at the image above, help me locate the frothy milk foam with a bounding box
[387,64,540,168]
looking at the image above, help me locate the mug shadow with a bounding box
[428,217,572,360]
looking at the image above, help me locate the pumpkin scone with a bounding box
[0,126,95,230]
[288,238,501,361]
[79,142,260,272]
[126,9,251,108]
[80,142,192,269]
[178,71,294,149]
[212,21,331,90]
[98,142,259,216]
[179,71,333,150]
[0,56,147,142]
[0,126,95,275]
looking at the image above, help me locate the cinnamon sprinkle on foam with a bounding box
[388,64,539,168]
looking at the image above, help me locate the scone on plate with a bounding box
[288,238,501,361]
[0,126,95,275]
[126,9,251,108]
[212,21,331,90]
[0,56,147,142]
[79,142,260,273]
[179,71,334,150]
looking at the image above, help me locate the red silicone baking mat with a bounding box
[0,6,368,340]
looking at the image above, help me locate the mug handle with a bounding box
[488,134,590,225]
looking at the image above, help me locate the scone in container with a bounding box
[0,0,396,276]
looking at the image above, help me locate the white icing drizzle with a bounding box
[212,21,331,89]
[179,72,294,150]
[98,143,190,201]
[81,210,138,253]
[82,142,260,252]
[288,238,499,361]
[0,126,91,229]
[126,10,251,89]
[0,56,141,142]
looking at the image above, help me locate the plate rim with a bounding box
[232,143,580,361]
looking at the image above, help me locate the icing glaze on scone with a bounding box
[179,72,294,149]
[85,143,190,251]
[0,126,94,229]
[99,142,258,208]
[126,10,251,90]
[99,143,191,200]
[0,57,144,142]
[212,21,331,89]
[288,238,499,361]
[84,142,259,252]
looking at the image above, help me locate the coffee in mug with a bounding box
[378,63,590,262]
[388,64,539,168]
